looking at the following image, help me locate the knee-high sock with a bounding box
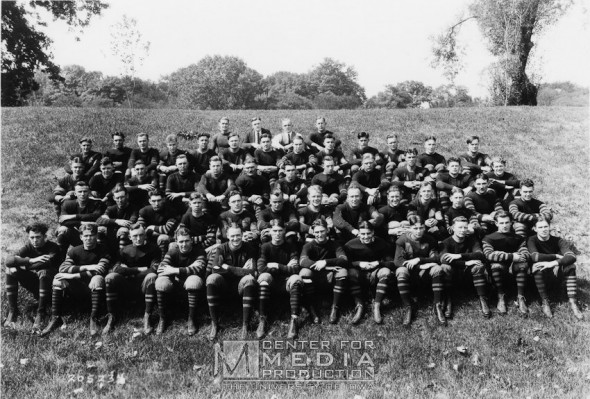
[397,277,411,306]
[491,269,505,295]
[207,284,220,322]
[157,291,167,319]
[333,279,345,308]
[38,276,52,313]
[375,278,388,304]
[432,275,443,304]
[534,272,548,299]
[515,271,527,297]
[187,290,197,319]
[51,288,64,317]
[144,284,155,314]
[350,280,363,305]
[91,289,103,319]
[289,286,301,317]
[5,274,18,312]
[258,284,271,318]
[242,285,255,325]
[473,274,487,297]
[302,281,317,309]
[565,275,577,299]
[106,288,118,314]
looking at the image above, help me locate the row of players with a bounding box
[5,179,583,341]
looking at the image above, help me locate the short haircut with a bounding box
[260,133,272,140]
[451,187,464,195]
[137,132,149,140]
[219,117,230,123]
[79,137,92,144]
[452,216,469,225]
[26,222,48,235]
[475,173,489,182]
[490,156,505,166]
[347,183,362,195]
[520,178,535,189]
[189,192,205,201]
[165,134,178,144]
[362,153,375,162]
[466,135,480,144]
[71,156,84,165]
[424,136,436,142]
[149,189,165,199]
[79,223,98,235]
[322,155,334,164]
[283,160,295,169]
[409,216,424,225]
[175,227,192,240]
[316,116,326,123]
[134,160,146,167]
[312,218,328,230]
[228,132,240,139]
[227,222,242,232]
[251,117,261,122]
[270,189,284,200]
[292,135,304,143]
[494,210,512,222]
[323,133,335,141]
[535,214,551,226]
[100,157,113,166]
[269,218,285,228]
[244,155,257,165]
[282,118,291,125]
[447,157,461,165]
[112,183,127,196]
[75,181,89,189]
[358,220,374,231]
[197,132,211,139]
[209,155,222,164]
[387,186,402,195]
[228,190,242,200]
[111,132,125,139]
[420,181,433,190]
[386,134,398,140]
[405,148,418,156]
[308,185,322,196]
[175,154,188,162]
[357,131,369,140]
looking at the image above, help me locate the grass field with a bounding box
[1,106,589,399]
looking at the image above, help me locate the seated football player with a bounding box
[381,134,405,180]
[234,156,270,218]
[165,154,199,214]
[352,153,390,206]
[155,227,207,335]
[198,156,234,217]
[464,173,503,235]
[417,136,446,180]
[49,157,87,217]
[407,182,446,240]
[310,156,347,208]
[344,221,395,325]
[256,219,302,339]
[509,178,553,238]
[485,156,520,209]
[128,133,159,178]
[206,224,258,340]
[459,135,492,177]
[254,133,282,186]
[105,131,132,176]
[125,160,158,208]
[391,148,425,202]
[444,188,482,238]
[96,184,139,251]
[157,134,187,190]
[528,216,583,320]
[334,185,383,243]
[299,219,348,324]
[377,187,410,243]
[211,117,232,154]
[4,223,63,330]
[482,211,531,316]
[298,185,335,242]
[314,133,349,179]
[103,225,159,335]
[89,157,124,206]
[394,216,446,326]
[65,137,102,180]
[440,216,490,319]
[273,161,307,208]
[137,189,178,254]
[56,181,104,253]
[257,190,299,245]
[40,223,110,337]
[179,193,217,250]
[305,116,342,153]
[219,132,247,180]
[349,131,382,175]
[435,157,473,212]
[279,135,316,181]
[191,132,217,177]
[218,190,259,245]
[242,116,270,155]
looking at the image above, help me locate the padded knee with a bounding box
[89,275,105,291]
[206,273,224,288]
[334,267,348,280]
[257,272,273,286]
[377,267,392,281]
[490,262,505,271]
[286,274,303,291]
[396,267,410,280]
[142,273,157,291]
[155,276,174,292]
[184,275,204,291]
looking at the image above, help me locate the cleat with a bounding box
[32,312,45,331]
[89,317,99,337]
[208,320,218,341]
[3,311,17,328]
[569,299,583,320]
[541,299,553,318]
[479,296,491,318]
[287,316,298,339]
[256,316,267,340]
[497,294,507,315]
[187,316,197,336]
[351,304,364,325]
[102,313,115,335]
[435,303,447,325]
[402,306,412,326]
[40,316,62,337]
[308,306,320,324]
[444,298,453,319]
[373,302,383,324]
[329,306,339,324]
[240,324,248,340]
[517,295,529,316]
[143,313,153,335]
[155,318,166,335]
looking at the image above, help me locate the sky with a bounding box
[35,0,589,98]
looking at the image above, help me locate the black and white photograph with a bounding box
[1,0,589,398]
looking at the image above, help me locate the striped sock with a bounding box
[258,284,271,318]
[156,291,167,320]
[491,269,504,295]
[533,272,548,299]
[91,289,103,319]
[207,284,220,322]
[145,285,155,315]
[515,271,527,297]
[51,288,63,317]
[5,274,18,313]
[432,275,443,304]
[106,289,118,314]
[333,279,345,308]
[38,276,51,313]
[473,274,487,297]
[242,285,255,325]
[350,281,363,305]
[375,279,388,303]
[397,277,411,306]
[565,275,577,299]
[187,290,197,317]
[289,286,301,317]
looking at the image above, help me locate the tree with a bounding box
[432,0,572,106]
[430,84,473,108]
[1,0,108,106]
[307,58,366,108]
[164,56,265,109]
[365,81,432,109]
